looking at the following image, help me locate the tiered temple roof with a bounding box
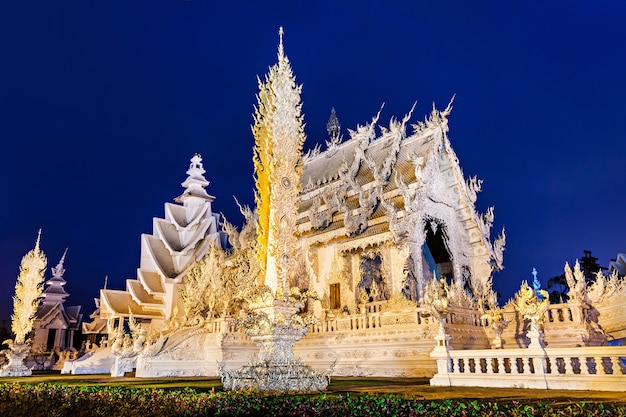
[296,105,505,290]
[94,154,224,322]
[34,250,83,349]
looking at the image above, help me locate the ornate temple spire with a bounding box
[326,107,342,148]
[326,108,340,138]
[175,153,214,207]
[43,248,69,304]
[51,247,68,278]
[11,230,47,344]
[34,228,42,253]
[252,27,306,292]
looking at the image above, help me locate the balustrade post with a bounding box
[429,329,453,387]
[564,357,574,375]
[486,357,494,374]
[450,358,457,373]
[595,357,606,375]
[580,357,590,375]
[534,355,546,374]
[511,358,520,374]
[611,356,622,375]
[524,358,533,374]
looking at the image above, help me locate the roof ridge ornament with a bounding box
[176,153,212,205]
[325,107,342,149]
[51,247,68,278]
[441,94,455,118]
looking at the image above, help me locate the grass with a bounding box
[0,371,624,416]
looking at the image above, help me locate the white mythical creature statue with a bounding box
[479,289,509,349]
[564,260,588,303]
[107,318,124,355]
[513,271,549,348]
[108,312,160,377]
[109,313,148,358]
[586,269,626,304]
[421,277,450,337]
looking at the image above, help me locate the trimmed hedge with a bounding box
[0,383,625,417]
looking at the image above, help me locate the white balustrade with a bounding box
[302,302,487,337]
[431,345,626,391]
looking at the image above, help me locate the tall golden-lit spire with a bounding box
[11,230,47,344]
[252,27,306,292]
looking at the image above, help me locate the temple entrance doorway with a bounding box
[422,220,454,285]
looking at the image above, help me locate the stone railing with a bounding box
[430,345,626,391]
[497,302,587,325]
[544,304,576,324]
[204,317,236,333]
[308,302,484,335]
[198,301,488,336]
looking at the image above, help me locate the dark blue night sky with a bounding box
[1,1,625,322]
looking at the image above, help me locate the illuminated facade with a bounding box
[71,32,626,383]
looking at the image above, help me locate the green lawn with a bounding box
[1,379,625,417]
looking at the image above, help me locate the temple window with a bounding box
[330,283,341,310]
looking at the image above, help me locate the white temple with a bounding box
[32,249,82,352]
[70,31,626,389]
[298,101,504,317]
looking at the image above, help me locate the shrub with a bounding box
[0,383,624,417]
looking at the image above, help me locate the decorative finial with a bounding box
[60,247,68,265]
[51,247,69,277]
[325,107,342,149]
[278,26,284,60]
[326,108,340,138]
[189,153,203,169]
[532,267,544,301]
[35,229,42,252]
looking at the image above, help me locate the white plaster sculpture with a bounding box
[1,231,47,377]
[479,290,509,349]
[422,277,451,350]
[219,28,331,393]
[513,270,549,349]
